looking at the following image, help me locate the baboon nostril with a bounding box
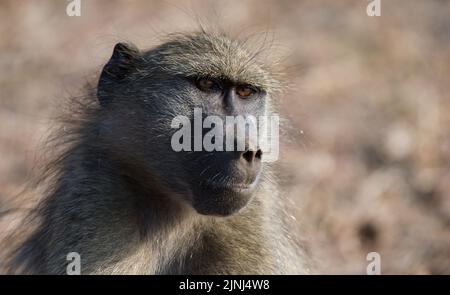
[242,149,262,163]
[242,150,255,163]
[255,149,262,160]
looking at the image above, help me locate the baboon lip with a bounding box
[204,179,259,194]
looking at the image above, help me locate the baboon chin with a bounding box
[191,179,259,217]
[4,31,309,275]
[186,149,263,216]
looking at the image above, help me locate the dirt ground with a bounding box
[0,0,449,274]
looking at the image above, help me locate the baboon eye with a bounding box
[196,78,219,92]
[236,85,257,98]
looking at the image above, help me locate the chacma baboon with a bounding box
[5,31,309,274]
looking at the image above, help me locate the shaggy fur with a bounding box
[3,31,309,274]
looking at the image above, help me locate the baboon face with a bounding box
[97,33,278,216]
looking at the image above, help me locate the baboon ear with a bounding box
[97,42,141,106]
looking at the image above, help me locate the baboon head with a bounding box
[96,32,280,216]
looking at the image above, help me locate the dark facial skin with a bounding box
[97,43,268,217]
[184,77,266,216]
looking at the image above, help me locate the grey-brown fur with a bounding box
[3,31,309,274]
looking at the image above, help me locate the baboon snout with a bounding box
[241,148,262,164]
[236,134,262,165]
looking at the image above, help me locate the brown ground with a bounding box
[0,0,449,274]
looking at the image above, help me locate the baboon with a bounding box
[4,31,309,274]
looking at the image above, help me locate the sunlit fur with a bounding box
[3,31,310,274]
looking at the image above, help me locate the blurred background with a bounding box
[0,0,449,274]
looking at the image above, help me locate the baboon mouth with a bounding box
[192,180,258,216]
[203,176,260,194]
[207,183,253,193]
